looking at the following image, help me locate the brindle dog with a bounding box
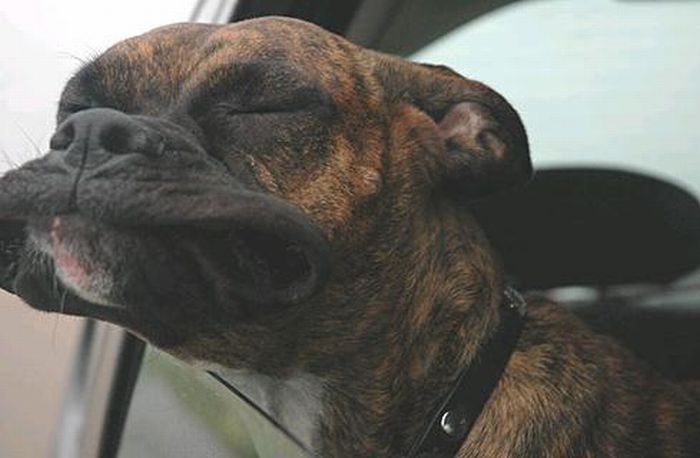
[0,17,698,457]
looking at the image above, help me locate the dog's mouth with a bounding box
[25,214,317,306]
[0,152,330,338]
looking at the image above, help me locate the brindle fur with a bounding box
[6,17,700,457]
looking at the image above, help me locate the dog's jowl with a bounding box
[0,17,698,457]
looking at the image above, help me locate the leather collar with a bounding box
[407,287,527,457]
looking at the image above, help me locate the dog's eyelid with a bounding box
[212,102,262,115]
[211,98,321,116]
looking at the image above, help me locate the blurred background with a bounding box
[2,0,700,457]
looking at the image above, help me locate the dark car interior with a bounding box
[472,168,700,380]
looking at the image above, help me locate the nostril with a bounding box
[99,123,165,157]
[49,122,75,151]
[99,124,134,155]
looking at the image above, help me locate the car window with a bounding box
[412,0,700,196]
[118,348,311,458]
[411,0,700,382]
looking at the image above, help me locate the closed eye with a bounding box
[212,101,317,116]
[213,85,330,115]
[204,79,331,116]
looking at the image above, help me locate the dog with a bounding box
[1,17,698,457]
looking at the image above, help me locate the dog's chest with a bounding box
[217,368,326,451]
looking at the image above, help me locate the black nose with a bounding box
[49,108,165,169]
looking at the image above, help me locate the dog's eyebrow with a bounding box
[58,60,147,116]
[56,67,105,119]
[57,57,329,120]
[187,60,328,109]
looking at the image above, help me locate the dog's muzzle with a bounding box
[0,108,330,317]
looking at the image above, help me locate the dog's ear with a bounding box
[373,55,532,198]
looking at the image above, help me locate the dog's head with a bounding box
[0,17,529,366]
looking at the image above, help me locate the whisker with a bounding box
[12,122,43,158]
[59,286,68,314]
[51,314,61,349]
[0,148,19,169]
[52,271,60,300]
[51,269,69,349]
[57,51,90,66]
[81,48,102,64]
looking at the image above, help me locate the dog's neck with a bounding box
[314,198,504,455]
[187,198,505,456]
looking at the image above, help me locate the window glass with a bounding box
[118,348,310,458]
[413,0,700,195]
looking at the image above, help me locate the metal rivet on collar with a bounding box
[440,411,468,438]
[503,286,527,317]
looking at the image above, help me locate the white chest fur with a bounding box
[214,368,326,452]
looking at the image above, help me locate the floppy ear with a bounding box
[372,55,532,198]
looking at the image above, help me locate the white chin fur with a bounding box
[54,265,121,309]
[29,232,121,309]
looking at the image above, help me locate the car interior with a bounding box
[471,167,700,381]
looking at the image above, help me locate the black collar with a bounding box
[407,287,527,458]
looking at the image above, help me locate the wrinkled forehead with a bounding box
[61,18,367,114]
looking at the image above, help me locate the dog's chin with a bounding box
[25,215,124,311]
[17,212,326,323]
[18,216,192,345]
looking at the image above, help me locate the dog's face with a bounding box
[0,17,529,367]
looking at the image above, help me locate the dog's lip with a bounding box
[0,163,303,228]
[0,164,331,305]
[23,216,119,309]
[12,239,130,322]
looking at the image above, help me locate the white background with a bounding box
[1,0,195,168]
